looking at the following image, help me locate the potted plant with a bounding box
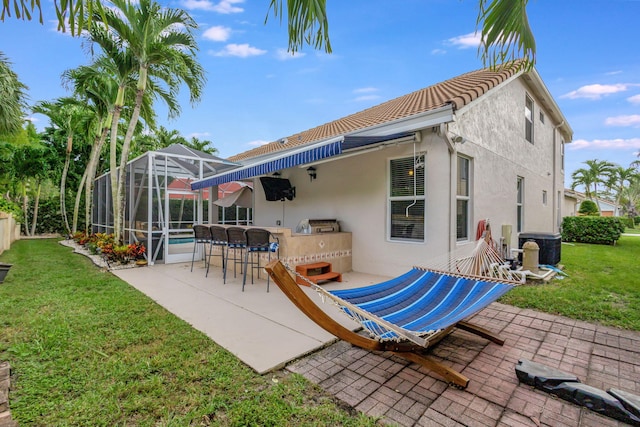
[0,262,12,284]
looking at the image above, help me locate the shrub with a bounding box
[0,198,23,222]
[562,216,626,245]
[578,199,599,216]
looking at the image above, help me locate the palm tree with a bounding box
[185,136,218,155]
[608,165,640,217]
[89,0,205,242]
[0,52,28,135]
[62,57,157,234]
[4,0,536,70]
[154,126,188,148]
[570,159,616,214]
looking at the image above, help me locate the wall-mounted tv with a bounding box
[259,177,296,201]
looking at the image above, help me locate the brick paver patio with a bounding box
[287,302,640,426]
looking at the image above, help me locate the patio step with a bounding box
[296,262,342,286]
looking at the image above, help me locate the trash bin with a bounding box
[0,263,13,284]
[518,232,561,266]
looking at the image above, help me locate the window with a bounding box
[525,95,534,143]
[456,156,471,241]
[517,177,524,232]
[542,190,547,206]
[561,139,565,172]
[389,155,425,241]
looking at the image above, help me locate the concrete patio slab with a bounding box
[112,261,377,374]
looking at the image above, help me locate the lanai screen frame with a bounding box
[92,145,234,264]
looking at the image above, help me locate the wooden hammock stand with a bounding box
[264,259,507,389]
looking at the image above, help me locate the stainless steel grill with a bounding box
[308,219,340,233]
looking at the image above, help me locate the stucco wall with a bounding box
[250,76,567,276]
[451,76,565,249]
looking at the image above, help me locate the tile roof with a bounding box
[230,64,522,162]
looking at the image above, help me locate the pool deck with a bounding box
[113,260,640,427]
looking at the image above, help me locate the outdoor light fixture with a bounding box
[306,166,317,181]
[272,171,281,177]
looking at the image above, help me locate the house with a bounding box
[563,188,585,217]
[563,188,621,217]
[192,64,573,276]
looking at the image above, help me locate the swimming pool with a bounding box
[168,237,194,245]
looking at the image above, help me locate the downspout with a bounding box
[440,123,457,255]
[552,120,565,233]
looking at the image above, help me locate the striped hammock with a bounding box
[312,267,515,347]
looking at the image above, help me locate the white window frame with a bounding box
[388,154,426,242]
[525,95,534,144]
[517,176,524,232]
[456,155,471,241]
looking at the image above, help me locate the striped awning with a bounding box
[190,132,415,190]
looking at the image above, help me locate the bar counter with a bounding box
[206,225,352,275]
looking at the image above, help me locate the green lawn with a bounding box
[1,236,639,425]
[0,239,377,426]
[624,227,640,235]
[501,235,640,330]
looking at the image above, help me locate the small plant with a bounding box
[112,245,131,264]
[578,199,599,216]
[72,232,90,245]
[126,242,146,260]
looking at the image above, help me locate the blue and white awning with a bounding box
[190,132,414,190]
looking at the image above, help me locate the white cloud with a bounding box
[431,48,447,55]
[275,48,306,60]
[353,87,378,94]
[202,26,231,42]
[447,32,481,49]
[181,0,243,14]
[561,83,634,100]
[248,139,271,147]
[189,132,211,139]
[605,115,640,127]
[210,44,267,57]
[628,94,640,104]
[568,137,640,150]
[354,95,381,102]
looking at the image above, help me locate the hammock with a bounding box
[326,267,514,347]
[265,260,518,388]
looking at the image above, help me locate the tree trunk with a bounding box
[72,170,87,234]
[110,105,123,242]
[85,127,110,234]
[22,184,30,237]
[115,84,145,245]
[30,181,42,236]
[60,136,72,237]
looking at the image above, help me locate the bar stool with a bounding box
[206,225,228,278]
[243,228,279,292]
[191,224,212,273]
[224,227,247,284]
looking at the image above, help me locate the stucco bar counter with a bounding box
[206,226,352,276]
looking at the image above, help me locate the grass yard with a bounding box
[1,236,639,425]
[501,235,640,330]
[0,239,377,426]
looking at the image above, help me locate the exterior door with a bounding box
[164,190,199,263]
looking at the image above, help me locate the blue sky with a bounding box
[1,0,639,188]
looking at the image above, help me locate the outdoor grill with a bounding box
[308,219,340,234]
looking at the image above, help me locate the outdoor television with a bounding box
[259,177,296,201]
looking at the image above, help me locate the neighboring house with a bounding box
[563,188,585,217]
[192,64,573,276]
[564,189,621,217]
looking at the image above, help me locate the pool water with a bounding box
[168,237,194,245]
